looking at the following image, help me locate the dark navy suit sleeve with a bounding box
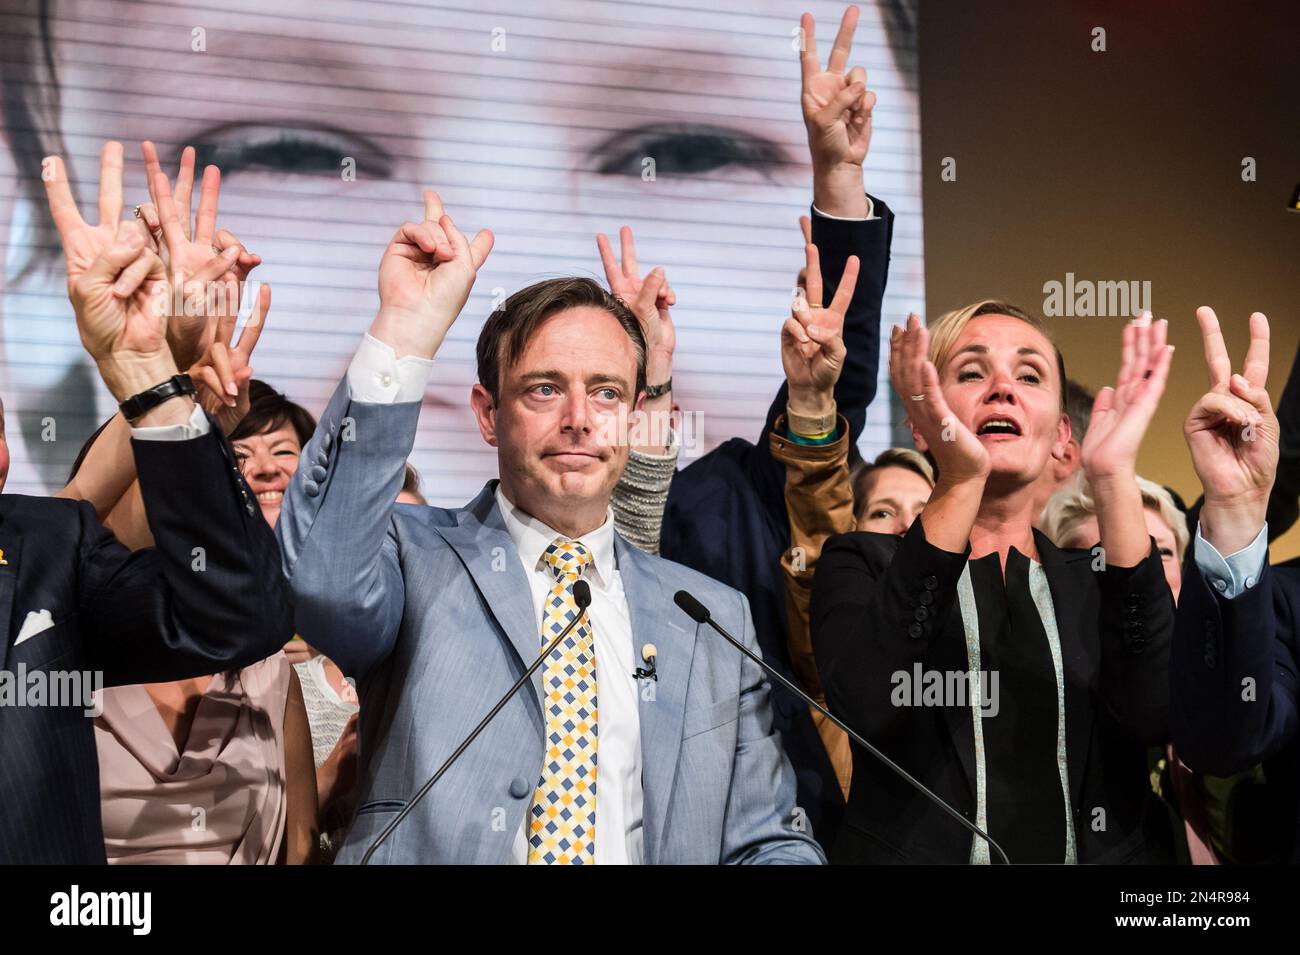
[1266,337,1300,540]
[78,419,294,686]
[1170,543,1300,775]
[1093,541,1174,744]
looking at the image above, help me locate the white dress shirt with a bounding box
[345,334,645,864]
[1193,522,1269,599]
[128,402,211,440]
[495,487,644,865]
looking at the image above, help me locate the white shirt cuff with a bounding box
[812,194,876,221]
[346,333,434,403]
[130,403,210,441]
[1193,522,1269,599]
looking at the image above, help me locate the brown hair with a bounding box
[475,278,646,405]
[400,462,427,505]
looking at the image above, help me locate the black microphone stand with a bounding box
[361,581,592,864]
[674,589,1011,865]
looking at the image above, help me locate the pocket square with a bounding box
[15,609,55,645]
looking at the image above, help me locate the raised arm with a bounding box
[1081,314,1175,567]
[1069,315,1177,738]
[276,191,493,679]
[1172,309,1289,772]
[665,5,890,546]
[770,236,858,791]
[56,143,269,536]
[797,5,889,432]
[42,141,292,683]
[600,227,681,552]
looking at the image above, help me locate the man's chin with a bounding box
[542,463,617,503]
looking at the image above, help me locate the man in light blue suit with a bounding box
[277,191,823,864]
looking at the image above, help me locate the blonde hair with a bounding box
[926,300,1067,411]
[850,447,936,522]
[1040,473,1188,562]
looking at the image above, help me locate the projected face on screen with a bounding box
[0,0,920,501]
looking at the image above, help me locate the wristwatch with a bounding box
[644,377,672,399]
[118,374,197,423]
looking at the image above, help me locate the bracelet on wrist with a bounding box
[118,374,197,423]
[644,377,672,400]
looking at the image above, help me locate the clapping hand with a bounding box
[1081,313,1174,482]
[890,315,989,485]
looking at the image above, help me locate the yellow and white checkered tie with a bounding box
[527,537,598,864]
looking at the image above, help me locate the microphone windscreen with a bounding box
[573,578,592,609]
[673,590,710,623]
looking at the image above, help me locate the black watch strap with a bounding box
[644,377,672,399]
[119,373,197,423]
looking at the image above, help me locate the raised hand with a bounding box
[596,225,676,394]
[891,314,989,484]
[1081,313,1175,480]
[135,143,260,287]
[188,283,271,433]
[783,233,858,411]
[370,190,494,359]
[142,141,259,370]
[1185,307,1279,553]
[43,142,151,293]
[65,223,167,366]
[800,6,874,217]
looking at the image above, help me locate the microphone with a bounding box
[672,589,1011,866]
[361,579,593,864]
[634,642,658,681]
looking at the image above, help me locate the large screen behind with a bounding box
[0,0,922,502]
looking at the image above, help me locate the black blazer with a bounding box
[660,199,894,850]
[0,421,294,863]
[810,520,1176,864]
[1171,543,1300,861]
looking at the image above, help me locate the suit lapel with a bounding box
[940,564,978,805]
[617,536,694,865]
[1035,532,1093,807]
[433,483,547,708]
[0,520,20,675]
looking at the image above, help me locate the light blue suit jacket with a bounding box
[276,379,824,864]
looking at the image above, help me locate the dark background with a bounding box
[919,0,1300,556]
